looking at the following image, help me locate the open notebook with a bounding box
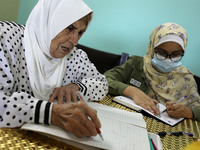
[113,96,184,126]
[21,102,156,150]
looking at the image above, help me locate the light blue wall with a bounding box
[17,0,37,25]
[18,0,200,76]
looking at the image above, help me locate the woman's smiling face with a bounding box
[50,16,89,58]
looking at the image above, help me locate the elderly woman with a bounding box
[104,23,200,121]
[0,0,108,138]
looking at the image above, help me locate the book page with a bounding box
[113,96,184,126]
[148,132,163,150]
[97,115,150,150]
[159,112,184,126]
[21,102,150,150]
[113,96,166,112]
[88,102,146,128]
[142,104,184,126]
[113,96,143,111]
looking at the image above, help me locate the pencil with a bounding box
[76,91,104,141]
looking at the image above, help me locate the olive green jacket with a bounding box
[104,55,200,121]
[104,55,149,95]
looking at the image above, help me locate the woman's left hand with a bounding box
[48,83,80,104]
[166,102,193,119]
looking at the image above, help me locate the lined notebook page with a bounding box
[159,111,184,126]
[112,96,184,126]
[99,116,149,150]
[88,102,146,128]
[21,102,150,150]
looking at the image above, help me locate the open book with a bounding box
[113,96,184,126]
[21,102,161,150]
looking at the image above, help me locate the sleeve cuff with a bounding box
[75,81,87,96]
[34,100,53,125]
[191,108,200,122]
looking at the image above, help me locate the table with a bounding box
[100,95,200,150]
[0,95,199,150]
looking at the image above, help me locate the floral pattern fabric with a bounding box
[143,23,200,108]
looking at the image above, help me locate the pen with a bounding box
[177,95,187,103]
[162,96,187,113]
[76,91,104,141]
[157,131,193,137]
[156,103,161,118]
[96,128,104,141]
[154,95,161,117]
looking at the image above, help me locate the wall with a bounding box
[17,0,200,76]
[17,0,37,25]
[0,0,20,22]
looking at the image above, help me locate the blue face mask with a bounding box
[151,55,182,73]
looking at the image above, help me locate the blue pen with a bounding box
[183,132,194,137]
[177,95,187,103]
[157,131,193,137]
[162,96,187,113]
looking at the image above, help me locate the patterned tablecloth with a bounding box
[0,94,200,150]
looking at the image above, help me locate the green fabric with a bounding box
[104,55,149,96]
[104,55,200,121]
[191,108,200,121]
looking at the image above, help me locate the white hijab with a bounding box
[24,0,93,100]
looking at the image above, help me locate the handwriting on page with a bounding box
[22,102,151,150]
[88,102,146,128]
[99,115,149,150]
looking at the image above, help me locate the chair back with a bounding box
[194,75,200,94]
[76,44,129,74]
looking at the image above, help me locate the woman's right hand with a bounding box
[123,86,160,115]
[51,101,101,138]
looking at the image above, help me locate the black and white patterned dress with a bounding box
[0,21,108,127]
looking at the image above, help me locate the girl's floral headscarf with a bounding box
[143,23,200,108]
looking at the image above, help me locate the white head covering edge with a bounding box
[155,34,185,51]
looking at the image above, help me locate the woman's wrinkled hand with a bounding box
[166,101,193,119]
[51,101,101,138]
[123,86,160,115]
[48,83,80,104]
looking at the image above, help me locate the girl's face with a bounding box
[154,42,184,61]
